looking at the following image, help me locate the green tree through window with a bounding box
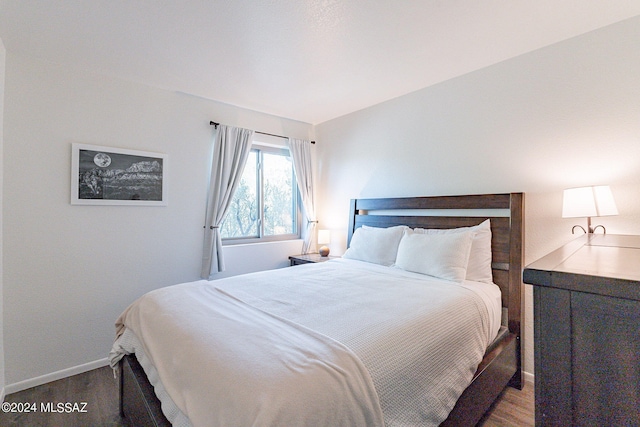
[221,146,299,242]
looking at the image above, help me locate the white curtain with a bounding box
[287,138,317,254]
[201,125,254,278]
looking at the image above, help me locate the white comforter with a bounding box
[109,259,501,427]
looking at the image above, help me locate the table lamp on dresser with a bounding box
[562,185,618,234]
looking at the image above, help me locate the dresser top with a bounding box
[524,234,640,300]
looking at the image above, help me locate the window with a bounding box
[221,144,300,243]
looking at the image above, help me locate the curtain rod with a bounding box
[210,121,315,144]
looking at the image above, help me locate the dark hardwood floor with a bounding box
[0,366,124,427]
[0,366,533,426]
[479,380,535,427]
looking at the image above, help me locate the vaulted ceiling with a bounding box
[1,1,639,124]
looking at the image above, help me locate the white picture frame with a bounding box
[71,143,168,206]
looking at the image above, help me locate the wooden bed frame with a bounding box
[347,193,525,426]
[119,192,524,426]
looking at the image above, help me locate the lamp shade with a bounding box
[592,186,618,216]
[317,229,331,245]
[562,186,618,218]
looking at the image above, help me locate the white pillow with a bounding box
[413,219,493,283]
[395,229,474,282]
[343,225,407,266]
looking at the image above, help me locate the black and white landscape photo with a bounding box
[71,144,167,206]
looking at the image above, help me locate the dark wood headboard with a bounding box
[347,193,524,340]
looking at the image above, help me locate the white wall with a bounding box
[1,53,312,388]
[315,16,640,379]
[0,36,6,398]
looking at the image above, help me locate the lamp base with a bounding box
[572,217,607,234]
[319,246,330,257]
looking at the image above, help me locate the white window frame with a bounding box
[222,136,302,245]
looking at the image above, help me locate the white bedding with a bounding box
[110,258,501,427]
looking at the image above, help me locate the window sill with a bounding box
[222,237,302,247]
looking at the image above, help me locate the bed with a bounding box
[110,192,524,426]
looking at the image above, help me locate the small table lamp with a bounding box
[317,230,331,257]
[562,185,618,234]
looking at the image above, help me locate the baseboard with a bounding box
[523,370,534,385]
[4,358,110,397]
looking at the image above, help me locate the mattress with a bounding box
[110,258,501,426]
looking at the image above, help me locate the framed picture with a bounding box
[71,143,168,206]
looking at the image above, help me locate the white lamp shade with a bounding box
[562,187,596,218]
[562,186,618,218]
[592,186,618,216]
[317,230,331,245]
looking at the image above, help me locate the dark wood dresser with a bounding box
[524,234,640,426]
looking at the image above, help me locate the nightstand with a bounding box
[289,254,337,266]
